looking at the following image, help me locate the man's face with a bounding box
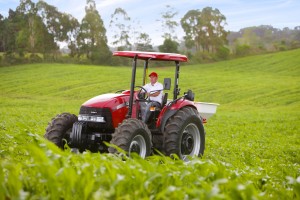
[149,76,157,85]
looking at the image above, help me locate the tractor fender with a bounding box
[159,99,197,133]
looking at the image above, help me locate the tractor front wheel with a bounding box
[109,118,152,158]
[164,107,205,161]
[44,113,77,149]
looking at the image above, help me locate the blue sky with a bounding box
[1,0,299,45]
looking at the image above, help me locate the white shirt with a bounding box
[143,82,163,104]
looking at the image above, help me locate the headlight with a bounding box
[78,115,105,123]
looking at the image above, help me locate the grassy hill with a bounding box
[0,49,299,199]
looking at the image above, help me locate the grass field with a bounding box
[0,49,299,199]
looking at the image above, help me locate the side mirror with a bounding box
[184,90,194,101]
[163,78,171,90]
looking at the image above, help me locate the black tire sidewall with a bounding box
[164,108,205,158]
[109,119,152,158]
[177,115,205,158]
[44,113,77,149]
[126,127,152,156]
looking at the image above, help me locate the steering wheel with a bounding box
[135,86,149,101]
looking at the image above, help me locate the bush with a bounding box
[3,52,23,65]
[29,54,43,63]
[216,46,230,60]
[235,44,251,56]
[291,41,300,49]
[158,39,179,53]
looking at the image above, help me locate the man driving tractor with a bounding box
[140,71,163,123]
[44,51,212,160]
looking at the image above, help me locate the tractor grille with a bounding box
[79,106,113,131]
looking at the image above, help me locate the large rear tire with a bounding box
[164,107,205,161]
[108,118,152,158]
[44,113,78,149]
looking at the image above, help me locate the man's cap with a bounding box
[149,72,158,77]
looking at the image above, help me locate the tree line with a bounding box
[0,0,112,65]
[228,25,300,56]
[0,0,299,66]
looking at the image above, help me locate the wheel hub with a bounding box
[130,141,141,154]
[180,123,201,160]
[129,135,147,158]
[181,133,194,154]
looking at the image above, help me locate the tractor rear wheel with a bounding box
[44,113,77,149]
[164,107,205,161]
[108,118,152,158]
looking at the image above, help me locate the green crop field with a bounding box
[0,49,299,199]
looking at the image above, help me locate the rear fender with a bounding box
[157,99,197,133]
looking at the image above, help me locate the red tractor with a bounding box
[45,51,208,160]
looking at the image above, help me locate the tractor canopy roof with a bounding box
[113,51,188,62]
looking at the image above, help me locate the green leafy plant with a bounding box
[0,49,299,199]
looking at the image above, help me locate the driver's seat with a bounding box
[162,78,171,107]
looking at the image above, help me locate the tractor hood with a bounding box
[79,92,132,128]
[81,93,129,109]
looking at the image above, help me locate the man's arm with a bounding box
[148,90,161,97]
[149,83,163,97]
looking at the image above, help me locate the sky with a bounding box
[0,0,299,46]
